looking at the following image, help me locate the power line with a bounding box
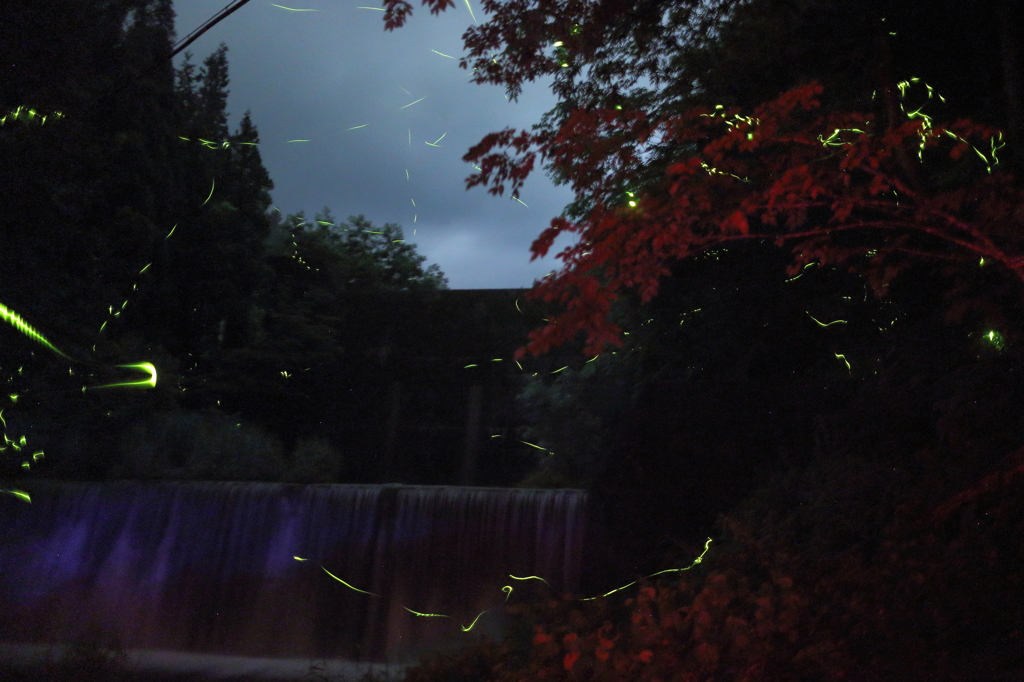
[168,0,253,60]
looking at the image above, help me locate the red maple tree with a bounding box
[383,0,1023,358]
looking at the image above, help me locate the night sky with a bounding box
[172,0,577,289]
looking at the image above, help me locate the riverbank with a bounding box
[0,644,410,682]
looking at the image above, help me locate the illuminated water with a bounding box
[0,481,586,665]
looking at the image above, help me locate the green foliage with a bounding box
[285,435,345,483]
[117,409,286,481]
[267,209,448,293]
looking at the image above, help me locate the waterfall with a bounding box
[0,481,587,663]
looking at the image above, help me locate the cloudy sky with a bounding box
[172,0,577,289]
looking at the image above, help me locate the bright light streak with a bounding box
[0,489,30,503]
[509,574,551,587]
[0,302,73,360]
[461,610,487,631]
[806,312,847,327]
[581,538,713,600]
[88,363,158,390]
[321,566,379,596]
[270,3,317,10]
[404,607,449,618]
[398,96,426,110]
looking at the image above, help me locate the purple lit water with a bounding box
[0,481,586,664]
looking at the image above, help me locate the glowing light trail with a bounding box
[88,363,158,390]
[403,607,448,618]
[581,538,713,600]
[0,302,73,361]
[0,489,30,503]
[460,611,487,631]
[398,97,426,110]
[806,312,847,327]
[320,565,379,596]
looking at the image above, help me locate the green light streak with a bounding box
[202,178,215,205]
[509,574,551,587]
[88,363,158,390]
[1,489,30,503]
[806,312,847,327]
[270,3,317,10]
[321,566,379,596]
[513,196,529,208]
[461,610,487,631]
[346,124,368,131]
[0,106,63,126]
[399,97,426,110]
[431,49,454,58]
[581,538,713,600]
[0,302,73,360]
[835,353,851,371]
[462,0,477,23]
[404,607,449,618]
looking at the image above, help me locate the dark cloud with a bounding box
[174,0,577,288]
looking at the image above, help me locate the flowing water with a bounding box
[0,481,587,665]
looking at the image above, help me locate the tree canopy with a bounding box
[381,0,1024,357]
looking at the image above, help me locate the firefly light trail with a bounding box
[298,538,713,633]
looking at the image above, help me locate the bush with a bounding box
[118,409,286,481]
[404,444,1024,681]
[284,435,345,483]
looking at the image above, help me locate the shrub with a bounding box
[285,435,344,483]
[118,409,286,481]
[404,445,1024,681]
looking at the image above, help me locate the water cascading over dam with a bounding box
[0,481,587,663]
